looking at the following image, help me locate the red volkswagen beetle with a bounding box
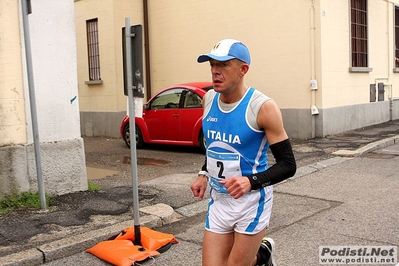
[120,82,212,151]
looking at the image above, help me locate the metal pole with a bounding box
[21,0,46,210]
[125,18,141,245]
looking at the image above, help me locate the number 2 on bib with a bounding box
[207,150,242,179]
[216,161,225,179]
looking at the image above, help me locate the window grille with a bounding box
[350,0,368,67]
[86,18,101,81]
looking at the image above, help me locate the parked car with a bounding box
[120,82,213,152]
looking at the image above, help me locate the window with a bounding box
[86,18,101,81]
[184,91,202,108]
[395,6,399,68]
[350,0,368,68]
[149,89,183,110]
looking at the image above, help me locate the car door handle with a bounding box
[172,114,180,117]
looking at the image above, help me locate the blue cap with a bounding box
[197,39,251,65]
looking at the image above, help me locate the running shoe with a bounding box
[256,237,276,266]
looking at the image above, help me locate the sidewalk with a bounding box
[1,119,399,265]
[273,143,399,265]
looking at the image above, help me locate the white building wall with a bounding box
[0,0,87,198]
[24,0,81,142]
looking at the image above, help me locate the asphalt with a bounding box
[1,119,399,266]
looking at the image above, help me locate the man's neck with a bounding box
[219,85,248,104]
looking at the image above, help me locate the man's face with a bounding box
[209,59,245,93]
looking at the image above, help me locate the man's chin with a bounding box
[212,83,224,91]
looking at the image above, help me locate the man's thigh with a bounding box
[228,229,267,266]
[202,230,234,266]
[202,228,267,266]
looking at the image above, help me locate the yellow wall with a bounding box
[74,0,399,138]
[319,0,399,108]
[74,0,143,112]
[147,0,314,108]
[0,0,27,145]
[73,0,399,110]
[146,0,399,109]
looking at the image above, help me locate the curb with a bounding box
[0,204,174,266]
[332,135,399,157]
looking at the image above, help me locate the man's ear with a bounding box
[240,63,249,76]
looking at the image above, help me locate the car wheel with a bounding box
[123,124,144,149]
[198,129,206,153]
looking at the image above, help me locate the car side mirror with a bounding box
[143,104,148,109]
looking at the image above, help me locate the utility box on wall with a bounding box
[378,83,385,101]
[370,83,385,102]
[370,84,376,102]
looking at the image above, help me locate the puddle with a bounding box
[86,156,169,180]
[123,156,169,166]
[86,167,120,180]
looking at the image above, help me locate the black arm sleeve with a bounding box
[200,156,207,172]
[247,138,296,190]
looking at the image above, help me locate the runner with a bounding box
[191,39,296,266]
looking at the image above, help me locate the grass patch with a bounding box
[0,192,53,213]
[88,182,101,191]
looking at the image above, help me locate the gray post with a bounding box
[21,0,46,210]
[125,18,141,245]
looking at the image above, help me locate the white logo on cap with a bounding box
[210,39,239,56]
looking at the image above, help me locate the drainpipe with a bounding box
[374,1,393,121]
[143,0,151,99]
[385,0,392,121]
[386,0,395,120]
[389,84,393,121]
[376,77,392,120]
[310,2,318,138]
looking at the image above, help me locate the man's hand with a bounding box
[190,174,208,200]
[219,176,251,199]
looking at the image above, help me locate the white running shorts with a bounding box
[205,186,273,235]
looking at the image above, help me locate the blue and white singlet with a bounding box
[202,87,269,193]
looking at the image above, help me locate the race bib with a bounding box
[207,150,242,193]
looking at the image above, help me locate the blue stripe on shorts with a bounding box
[245,188,270,233]
[205,188,214,229]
